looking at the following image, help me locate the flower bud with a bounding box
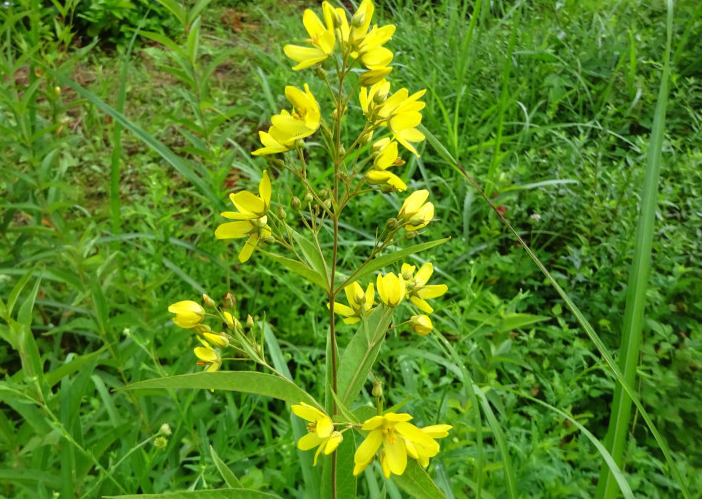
[372,381,383,398]
[204,332,229,348]
[276,205,287,219]
[291,196,301,210]
[351,12,365,28]
[154,436,168,449]
[263,235,276,245]
[324,199,332,210]
[314,66,327,81]
[360,131,373,145]
[202,294,216,308]
[168,301,206,329]
[337,144,345,157]
[159,423,172,436]
[223,312,235,327]
[410,217,425,226]
[409,315,433,336]
[385,218,399,230]
[224,293,236,310]
[304,192,314,203]
[332,10,344,28]
[294,139,306,150]
[246,315,255,328]
[193,324,213,335]
[54,86,61,94]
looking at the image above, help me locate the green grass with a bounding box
[1,0,701,497]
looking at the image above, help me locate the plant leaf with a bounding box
[337,238,450,294]
[122,372,320,408]
[337,307,394,407]
[259,250,328,290]
[209,446,242,488]
[392,460,446,499]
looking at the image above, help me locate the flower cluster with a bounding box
[252,86,321,156]
[168,294,264,374]
[283,0,395,85]
[331,189,446,336]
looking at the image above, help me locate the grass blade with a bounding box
[55,73,224,210]
[596,0,675,497]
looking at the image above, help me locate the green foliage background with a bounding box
[0,0,700,497]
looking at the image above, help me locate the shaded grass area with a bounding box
[1,0,701,497]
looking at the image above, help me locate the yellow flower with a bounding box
[252,85,321,156]
[409,314,432,336]
[377,88,426,157]
[376,272,405,307]
[221,170,271,220]
[399,190,434,231]
[405,424,452,467]
[359,81,426,156]
[215,171,273,262]
[283,2,336,70]
[401,263,448,314]
[365,138,406,192]
[353,412,444,478]
[168,300,205,328]
[329,281,375,324]
[194,344,222,372]
[292,402,343,465]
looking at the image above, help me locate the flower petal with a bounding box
[259,170,271,208]
[283,45,328,70]
[230,190,265,215]
[417,284,448,299]
[292,402,327,423]
[298,431,324,451]
[215,221,252,239]
[415,262,434,285]
[354,429,383,465]
[238,235,259,262]
[383,437,407,476]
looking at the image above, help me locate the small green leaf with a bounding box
[210,446,242,488]
[392,460,446,499]
[293,231,329,285]
[338,238,450,294]
[122,372,320,408]
[260,250,329,291]
[337,307,394,407]
[186,17,201,61]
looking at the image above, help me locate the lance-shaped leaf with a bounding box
[337,307,394,407]
[122,372,320,409]
[337,238,449,294]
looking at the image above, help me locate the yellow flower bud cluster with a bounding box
[167,292,264,375]
[331,259,447,337]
